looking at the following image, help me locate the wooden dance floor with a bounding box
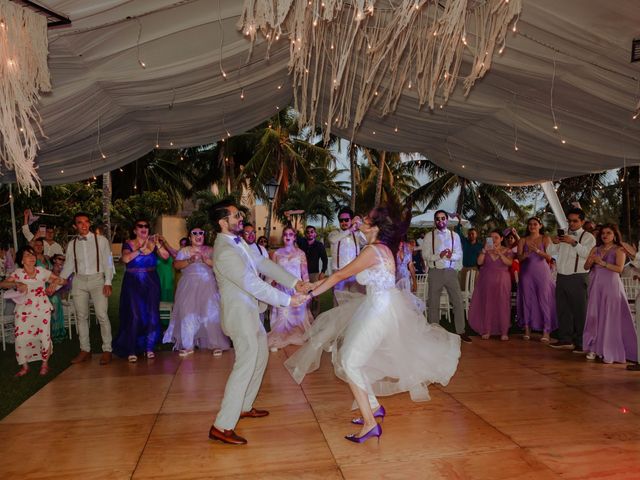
[1,339,639,479]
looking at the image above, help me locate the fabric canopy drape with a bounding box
[4,0,640,186]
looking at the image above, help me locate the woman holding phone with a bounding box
[113,219,170,362]
[468,230,514,340]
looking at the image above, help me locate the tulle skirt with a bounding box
[285,287,460,402]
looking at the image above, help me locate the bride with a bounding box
[287,206,461,444]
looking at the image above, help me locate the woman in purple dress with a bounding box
[162,226,230,356]
[583,224,638,364]
[268,227,313,351]
[469,230,514,340]
[113,220,170,362]
[517,217,557,342]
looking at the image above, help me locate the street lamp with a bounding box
[264,177,279,245]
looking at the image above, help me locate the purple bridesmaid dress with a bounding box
[468,251,513,336]
[583,247,638,363]
[517,241,558,333]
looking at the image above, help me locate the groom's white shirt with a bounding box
[213,233,297,335]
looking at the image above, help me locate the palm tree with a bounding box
[238,109,335,210]
[102,172,112,241]
[410,161,524,227]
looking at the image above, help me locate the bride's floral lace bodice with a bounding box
[356,245,397,293]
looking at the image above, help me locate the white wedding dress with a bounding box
[285,244,461,402]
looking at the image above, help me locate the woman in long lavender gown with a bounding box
[583,224,638,364]
[268,227,313,350]
[113,220,170,362]
[517,217,557,342]
[468,230,513,340]
[163,227,230,356]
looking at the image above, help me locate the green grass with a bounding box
[0,267,334,420]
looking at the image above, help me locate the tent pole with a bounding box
[9,184,18,252]
[540,181,568,231]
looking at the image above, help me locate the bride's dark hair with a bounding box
[368,200,412,256]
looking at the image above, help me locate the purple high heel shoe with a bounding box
[345,423,382,444]
[351,405,386,425]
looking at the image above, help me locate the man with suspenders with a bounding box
[548,207,595,353]
[422,210,472,343]
[60,212,115,365]
[328,207,366,305]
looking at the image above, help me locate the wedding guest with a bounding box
[548,208,596,353]
[163,226,230,356]
[22,209,64,257]
[396,237,417,292]
[48,254,71,343]
[61,212,115,365]
[583,224,638,364]
[0,243,15,279]
[422,210,472,343]
[517,217,557,342]
[328,207,367,304]
[32,238,50,267]
[454,216,483,288]
[257,236,268,249]
[179,237,189,248]
[583,220,596,234]
[298,225,328,315]
[468,230,513,340]
[156,235,177,305]
[243,223,269,259]
[0,246,66,376]
[268,227,313,350]
[503,228,521,284]
[113,219,170,362]
[410,239,425,274]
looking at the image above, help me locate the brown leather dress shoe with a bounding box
[239,408,269,418]
[208,425,247,445]
[71,351,91,364]
[99,352,112,365]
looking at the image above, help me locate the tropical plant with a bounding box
[110,190,171,241]
[409,161,524,228]
[185,190,250,245]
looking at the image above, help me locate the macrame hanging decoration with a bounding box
[240,0,522,141]
[0,0,50,192]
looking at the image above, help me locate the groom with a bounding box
[209,200,307,445]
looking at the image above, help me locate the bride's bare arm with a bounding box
[307,247,377,298]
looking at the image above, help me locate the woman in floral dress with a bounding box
[0,246,66,377]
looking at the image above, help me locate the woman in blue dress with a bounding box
[113,219,170,362]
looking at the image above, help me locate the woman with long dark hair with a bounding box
[517,217,557,341]
[286,206,460,444]
[583,224,638,363]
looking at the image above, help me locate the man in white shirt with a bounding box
[22,209,64,258]
[60,212,115,365]
[243,223,269,259]
[328,207,366,304]
[422,210,472,343]
[548,208,596,353]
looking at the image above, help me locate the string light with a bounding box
[135,18,146,69]
[240,88,245,100]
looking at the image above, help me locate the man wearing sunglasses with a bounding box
[328,207,367,304]
[208,201,308,445]
[422,210,472,343]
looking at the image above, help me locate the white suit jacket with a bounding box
[213,233,298,336]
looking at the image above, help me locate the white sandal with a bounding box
[212,349,223,357]
[128,355,138,363]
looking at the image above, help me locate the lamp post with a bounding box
[264,177,279,245]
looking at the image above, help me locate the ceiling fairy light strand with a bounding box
[240,0,522,142]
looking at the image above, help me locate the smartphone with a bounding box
[485,237,494,248]
[38,226,47,238]
[557,229,565,237]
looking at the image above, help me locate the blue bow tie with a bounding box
[234,237,241,244]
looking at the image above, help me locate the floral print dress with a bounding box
[10,267,53,365]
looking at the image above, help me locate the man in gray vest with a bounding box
[60,212,115,365]
[549,207,596,353]
[422,210,472,343]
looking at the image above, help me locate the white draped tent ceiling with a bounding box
[13,0,640,186]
